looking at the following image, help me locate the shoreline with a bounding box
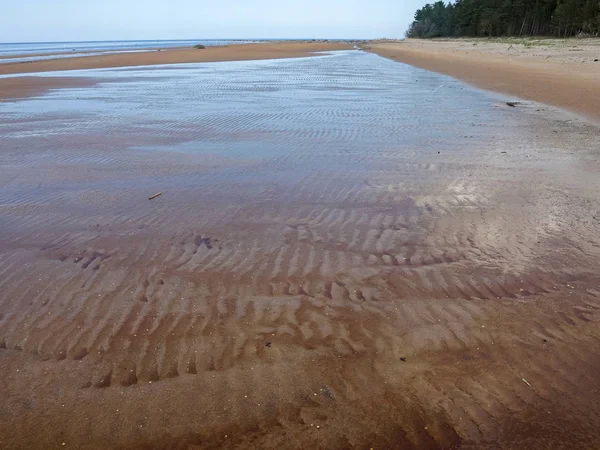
[0,42,354,100]
[365,38,600,123]
[4,37,599,123]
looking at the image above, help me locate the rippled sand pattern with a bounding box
[2,51,600,449]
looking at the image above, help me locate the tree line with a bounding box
[406,0,600,38]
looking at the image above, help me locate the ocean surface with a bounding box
[0,39,257,56]
[0,49,152,64]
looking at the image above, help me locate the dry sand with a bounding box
[0,42,353,100]
[366,38,600,122]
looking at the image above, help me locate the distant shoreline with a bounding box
[0,41,355,100]
[365,38,600,123]
[0,39,364,58]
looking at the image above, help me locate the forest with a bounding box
[406,0,600,38]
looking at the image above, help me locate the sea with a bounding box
[0,39,259,56]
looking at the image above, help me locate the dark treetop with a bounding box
[407,0,600,38]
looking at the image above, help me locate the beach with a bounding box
[0,42,353,99]
[2,43,600,449]
[367,38,600,122]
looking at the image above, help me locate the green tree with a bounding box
[407,0,600,38]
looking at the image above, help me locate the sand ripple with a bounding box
[1,51,600,448]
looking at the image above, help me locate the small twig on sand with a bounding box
[148,192,162,200]
[522,378,532,387]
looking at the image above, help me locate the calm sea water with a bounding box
[1,50,522,180]
[0,39,258,56]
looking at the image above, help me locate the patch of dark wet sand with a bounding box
[0,76,99,100]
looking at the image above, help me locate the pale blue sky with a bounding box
[1,0,424,42]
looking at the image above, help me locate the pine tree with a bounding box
[406,0,600,38]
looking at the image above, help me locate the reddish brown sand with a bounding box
[1,44,600,450]
[367,39,600,123]
[0,76,100,100]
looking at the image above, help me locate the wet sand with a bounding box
[0,42,352,100]
[366,38,600,123]
[0,76,101,101]
[2,50,600,449]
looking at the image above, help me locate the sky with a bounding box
[1,0,425,42]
